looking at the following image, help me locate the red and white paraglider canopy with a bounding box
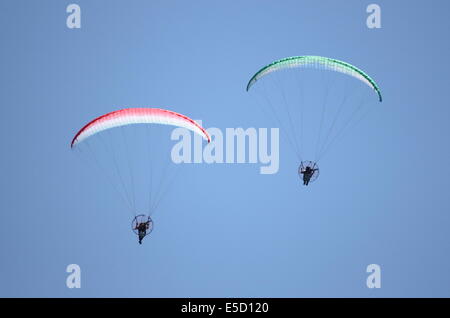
[71,108,210,148]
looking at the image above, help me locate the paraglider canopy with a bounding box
[246,55,382,102]
[71,108,210,148]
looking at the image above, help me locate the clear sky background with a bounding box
[1,0,450,297]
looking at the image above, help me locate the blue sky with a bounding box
[1,0,450,297]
